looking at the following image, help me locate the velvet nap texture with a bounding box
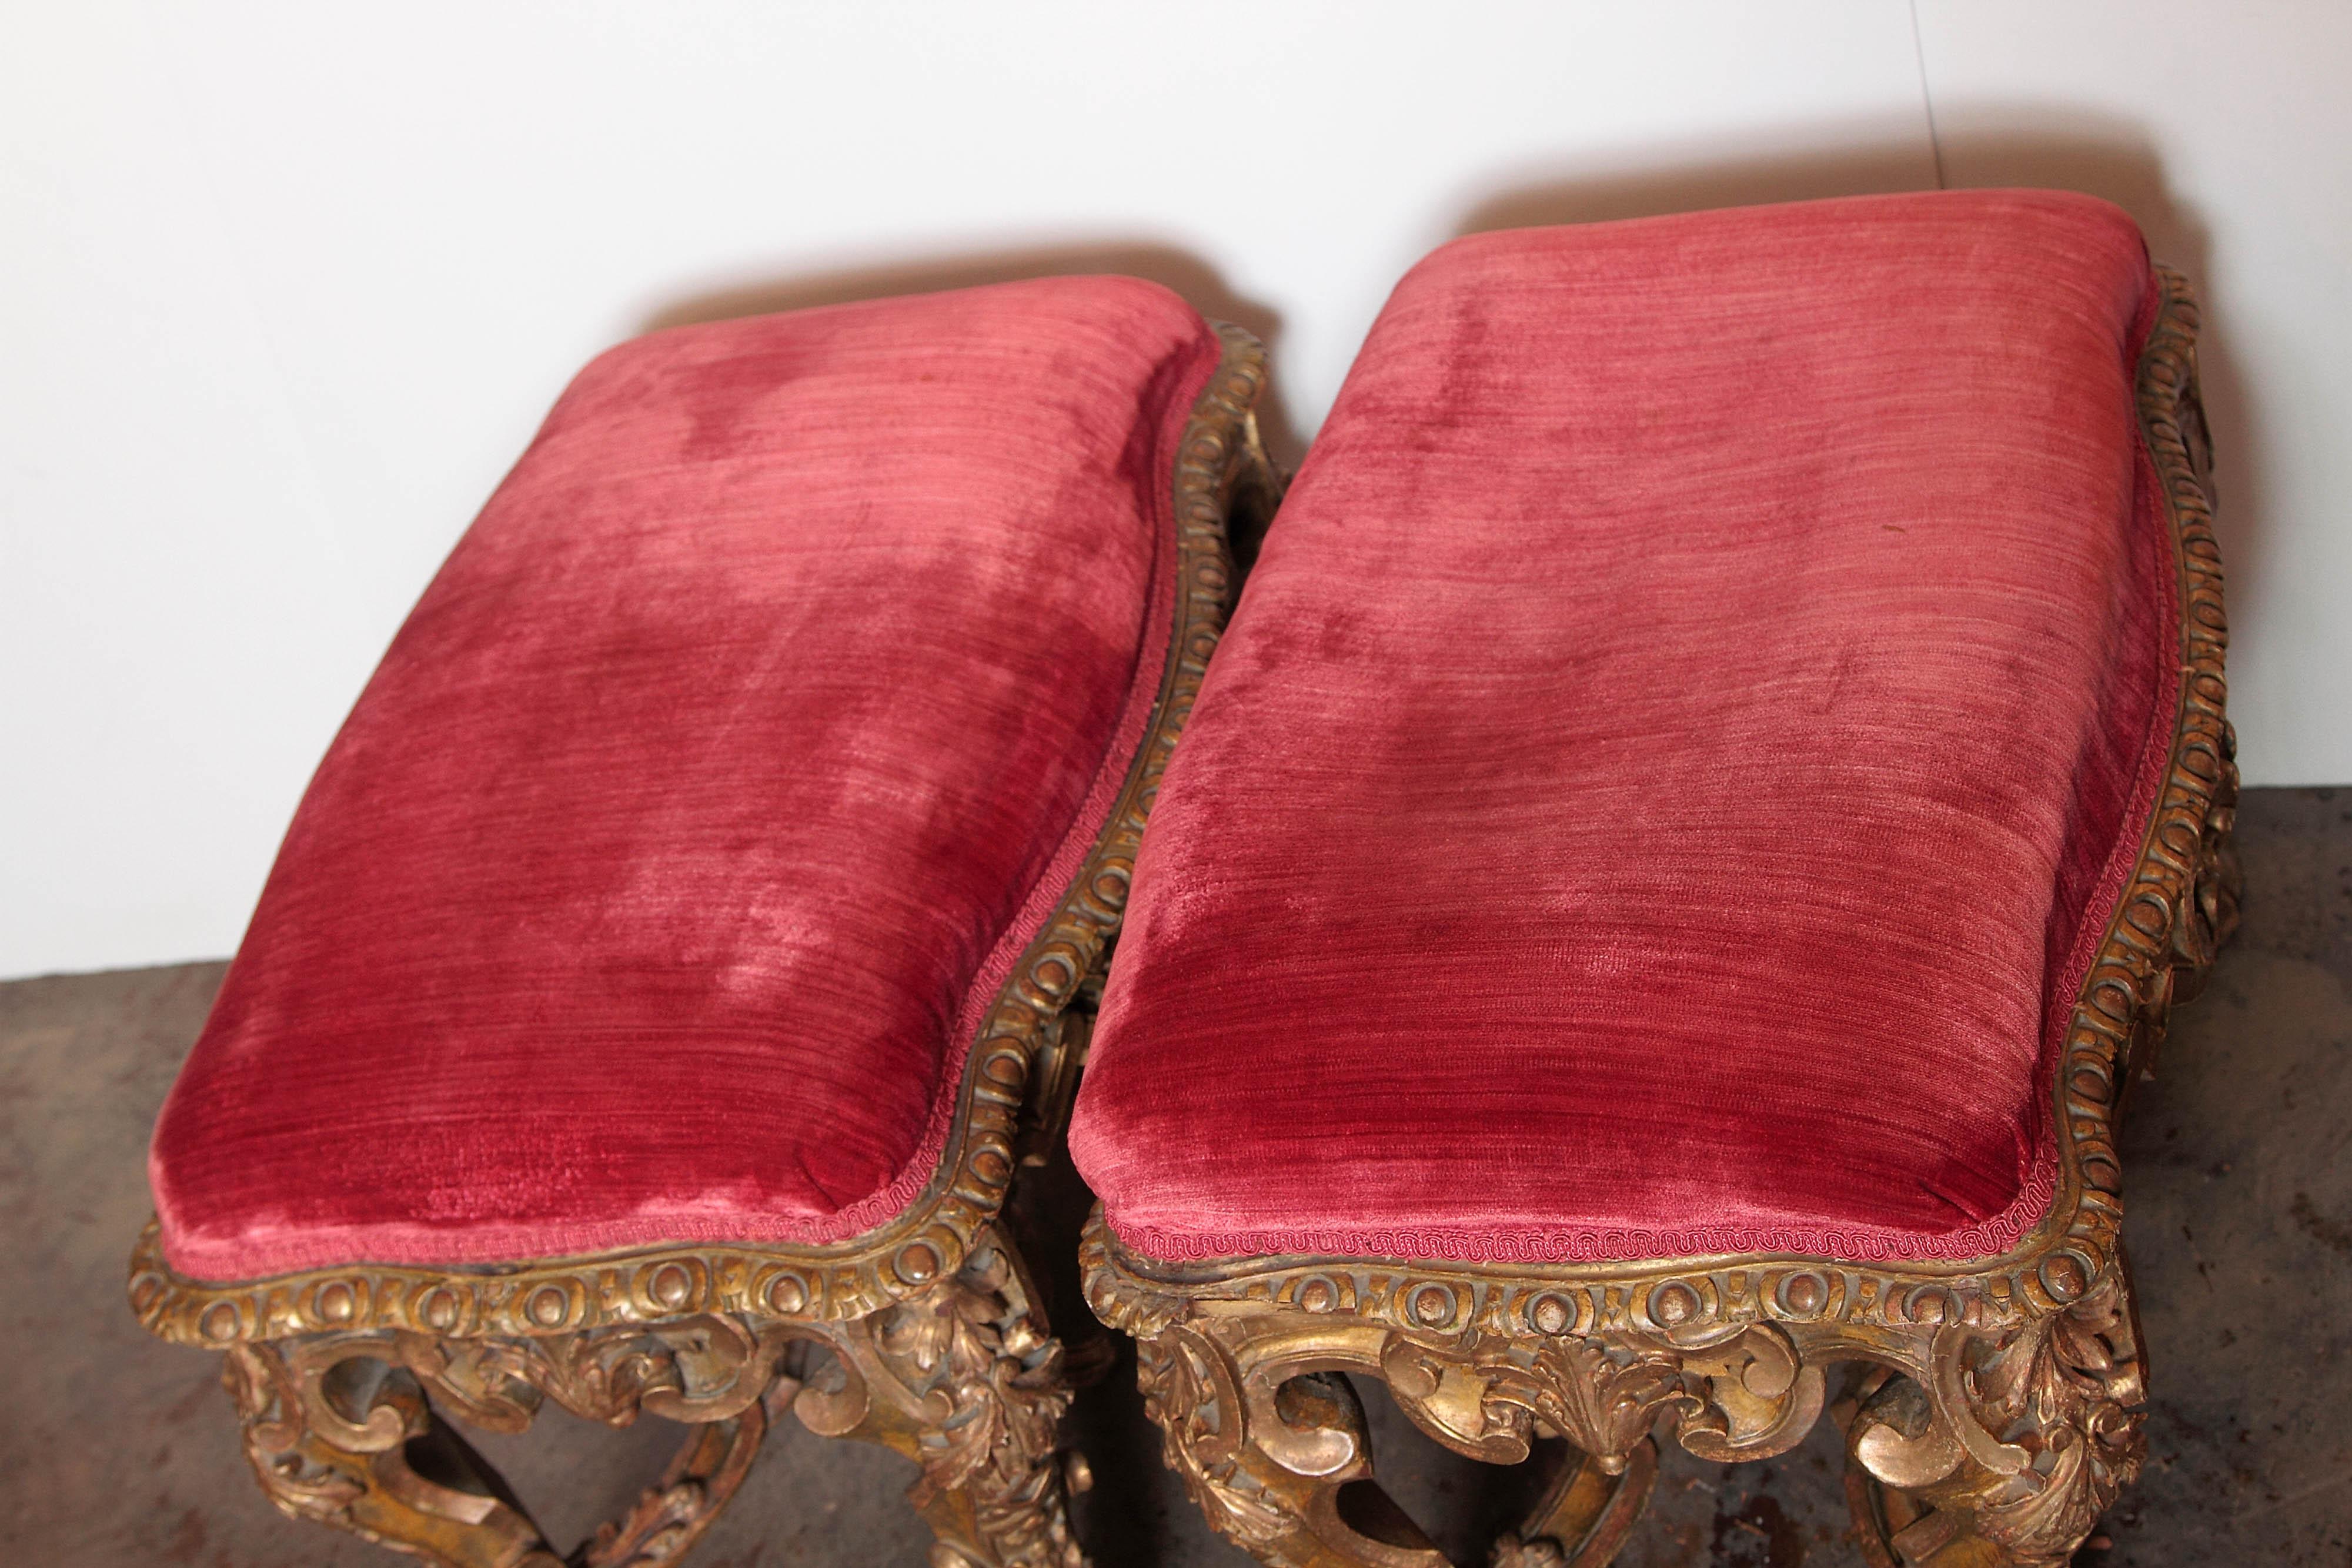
[152,276,1220,1282]
[1070,191,2178,1266]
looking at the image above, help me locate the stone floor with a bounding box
[4,786,2346,1566]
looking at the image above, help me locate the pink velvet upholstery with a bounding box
[152,277,1221,1282]
[1070,192,2177,1265]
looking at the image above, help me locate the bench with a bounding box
[1071,192,2239,1568]
[129,276,1279,1568]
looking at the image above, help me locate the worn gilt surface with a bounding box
[1083,268,2234,1568]
[131,325,1282,1568]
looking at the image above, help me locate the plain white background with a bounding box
[5,1,2347,978]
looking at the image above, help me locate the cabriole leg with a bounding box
[1842,1263,2146,1567]
[791,1228,1088,1568]
[1131,1320,1662,1568]
[226,1334,559,1568]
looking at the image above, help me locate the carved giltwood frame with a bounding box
[126,323,1284,1568]
[1080,268,2237,1568]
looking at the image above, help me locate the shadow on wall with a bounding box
[1933,111,2264,639]
[635,116,2259,664]
[639,242,1311,472]
[1446,113,2261,638]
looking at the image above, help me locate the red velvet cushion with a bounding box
[1070,192,2176,1266]
[152,278,1221,1282]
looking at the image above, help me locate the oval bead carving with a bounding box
[649,1264,694,1310]
[1408,1283,1457,1328]
[764,1272,808,1315]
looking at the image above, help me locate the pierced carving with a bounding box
[1845,1263,2146,1566]
[1083,268,2229,1568]
[576,1412,771,1568]
[790,1230,1087,1568]
[227,1320,789,1568]
[401,1313,791,1432]
[220,1234,1094,1568]
[228,1332,569,1568]
[1128,1310,1677,1568]
[1135,1329,1297,1549]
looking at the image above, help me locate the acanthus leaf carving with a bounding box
[1846,1263,2147,1566]
[826,1232,1087,1568]
[1968,1265,2147,1561]
[1479,1338,1690,1473]
[1137,1330,1294,1548]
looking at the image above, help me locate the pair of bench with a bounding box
[129,189,2238,1568]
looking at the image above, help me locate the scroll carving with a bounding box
[219,1232,1090,1568]
[1135,1329,1299,1549]
[228,1333,569,1568]
[225,1321,779,1568]
[820,1236,1089,1568]
[403,1313,791,1431]
[1475,1338,1688,1469]
[1115,1300,1813,1568]
[1846,1263,2146,1566]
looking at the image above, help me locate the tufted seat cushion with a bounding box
[1070,191,2179,1266]
[152,277,1221,1282]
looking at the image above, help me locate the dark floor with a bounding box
[4,786,2347,1566]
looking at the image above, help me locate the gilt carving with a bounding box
[1845,1262,2146,1566]
[1136,1328,1298,1549]
[805,1235,1089,1568]
[218,1229,1094,1568]
[1123,1306,1698,1568]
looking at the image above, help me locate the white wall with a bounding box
[4,2,2345,978]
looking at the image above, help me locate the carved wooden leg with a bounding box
[228,1333,561,1568]
[1491,1442,1658,1568]
[222,1317,790,1568]
[1842,1264,2146,1567]
[574,1404,770,1567]
[1130,1318,1671,1568]
[790,1226,1088,1568]
[1136,1324,1409,1567]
